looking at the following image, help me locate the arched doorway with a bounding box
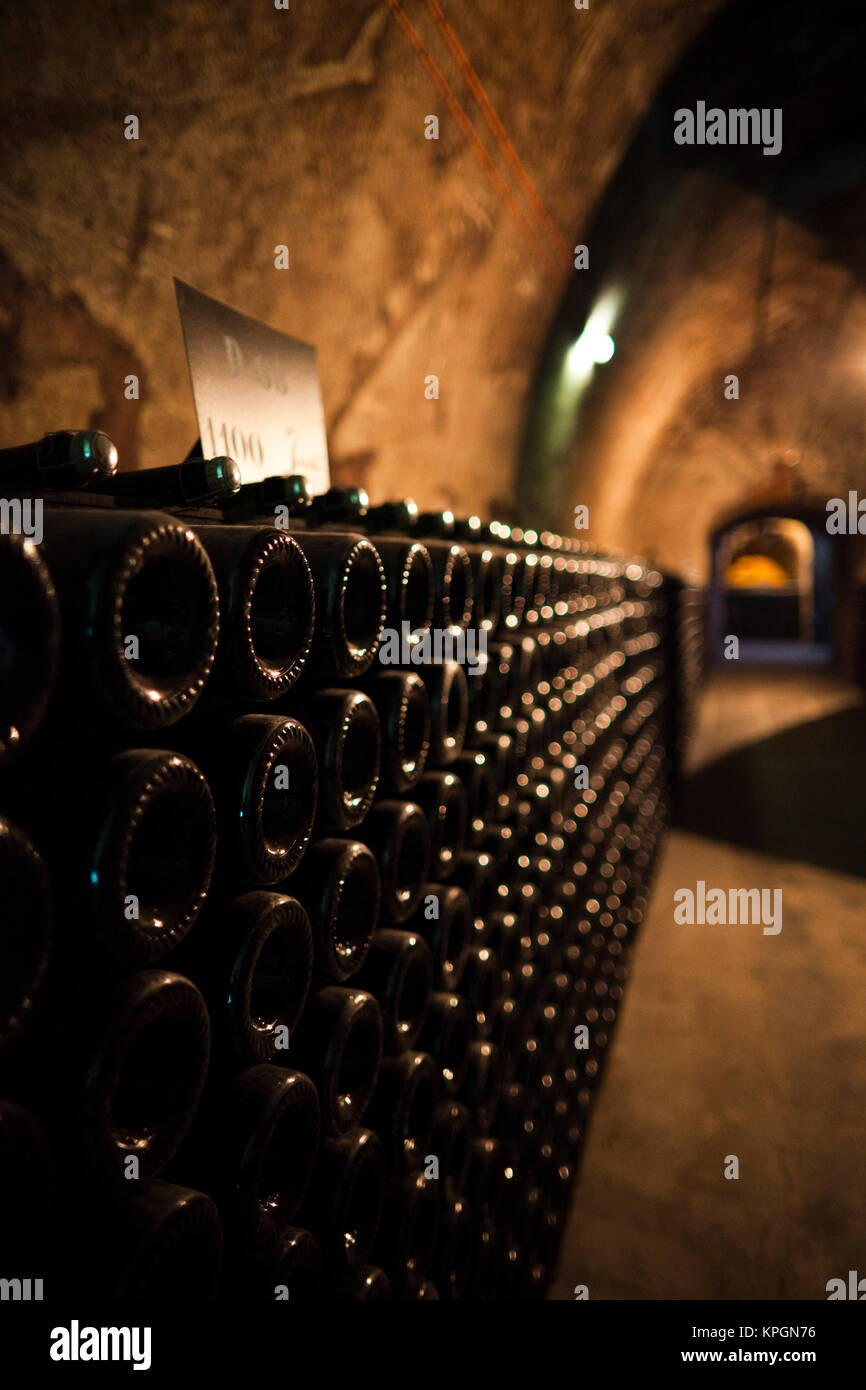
[708,508,834,665]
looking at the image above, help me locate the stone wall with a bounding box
[0,0,720,518]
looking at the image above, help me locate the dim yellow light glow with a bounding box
[725,554,791,588]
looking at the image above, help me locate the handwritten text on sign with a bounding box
[174,278,330,490]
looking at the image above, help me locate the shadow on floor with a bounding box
[675,704,866,878]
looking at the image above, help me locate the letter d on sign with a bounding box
[224,335,244,376]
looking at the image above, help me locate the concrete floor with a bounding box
[550,667,866,1300]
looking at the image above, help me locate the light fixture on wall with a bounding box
[563,290,620,385]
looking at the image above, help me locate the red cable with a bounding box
[384,0,564,285]
[424,0,571,272]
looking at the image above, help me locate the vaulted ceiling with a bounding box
[1,0,864,579]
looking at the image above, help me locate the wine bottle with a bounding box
[296,688,380,830]
[497,547,522,631]
[430,1189,473,1300]
[366,536,434,640]
[220,473,313,521]
[495,713,531,764]
[459,1040,500,1133]
[305,485,369,528]
[89,749,217,965]
[464,1217,498,1301]
[0,429,118,489]
[0,1102,53,1274]
[489,995,523,1071]
[450,750,497,847]
[476,825,522,892]
[82,969,210,1181]
[512,1182,546,1269]
[535,1137,570,1215]
[297,1126,385,1271]
[363,498,418,534]
[339,1264,392,1299]
[353,928,434,1055]
[420,661,468,766]
[290,986,383,1133]
[290,838,381,982]
[457,945,500,1039]
[486,910,524,995]
[0,817,52,1050]
[492,1080,530,1159]
[407,882,471,992]
[212,713,318,884]
[357,800,430,924]
[516,549,548,626]
[185,1064,320,1260]
[363,1049,439,1172]
[499,1242,531,1298]
[514,1033,544,1098]
[486,640,521,717]
[427,1098,472,1193]
[361,671,431,794]
[417,992,472,1096]
[39,507,220,728]
[512,964,543,1036]
[536,1202,565,1279]
[451,850,500,940]
[425,540,474,634]
[468,544,502,634]
[190,525,315,699]
[469,731,517,796]
[526,914,557,986]
[502,550,529,630]
[407,1275,441,1299]
[410,771,468,881]
[465,1135,504,1220]
[193,891,314,1069]
[85,1178,223,1301]
[261,1227,323,1302]
[372,1170,439,1298]
[92,455,241,505]
[464,651,496,738]
[0,534,61,762]
[291,531,386,678]
[514,879,544,945]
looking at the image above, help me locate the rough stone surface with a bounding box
[0,0,719,511]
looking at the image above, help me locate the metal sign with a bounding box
[174,278,330,491]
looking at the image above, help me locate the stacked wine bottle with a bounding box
[0,453,698,1301]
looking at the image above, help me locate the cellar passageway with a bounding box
[551,668,866,1300]
[2,0,866,1312]
[676,673,866,879]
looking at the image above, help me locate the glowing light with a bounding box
[725,554,790,588]
[592,332,615,363]
[562,290,621,387]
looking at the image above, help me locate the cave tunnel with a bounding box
[0,0,865,1327]
[522,0,866,1303]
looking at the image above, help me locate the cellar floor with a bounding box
[549,666,866,1300]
